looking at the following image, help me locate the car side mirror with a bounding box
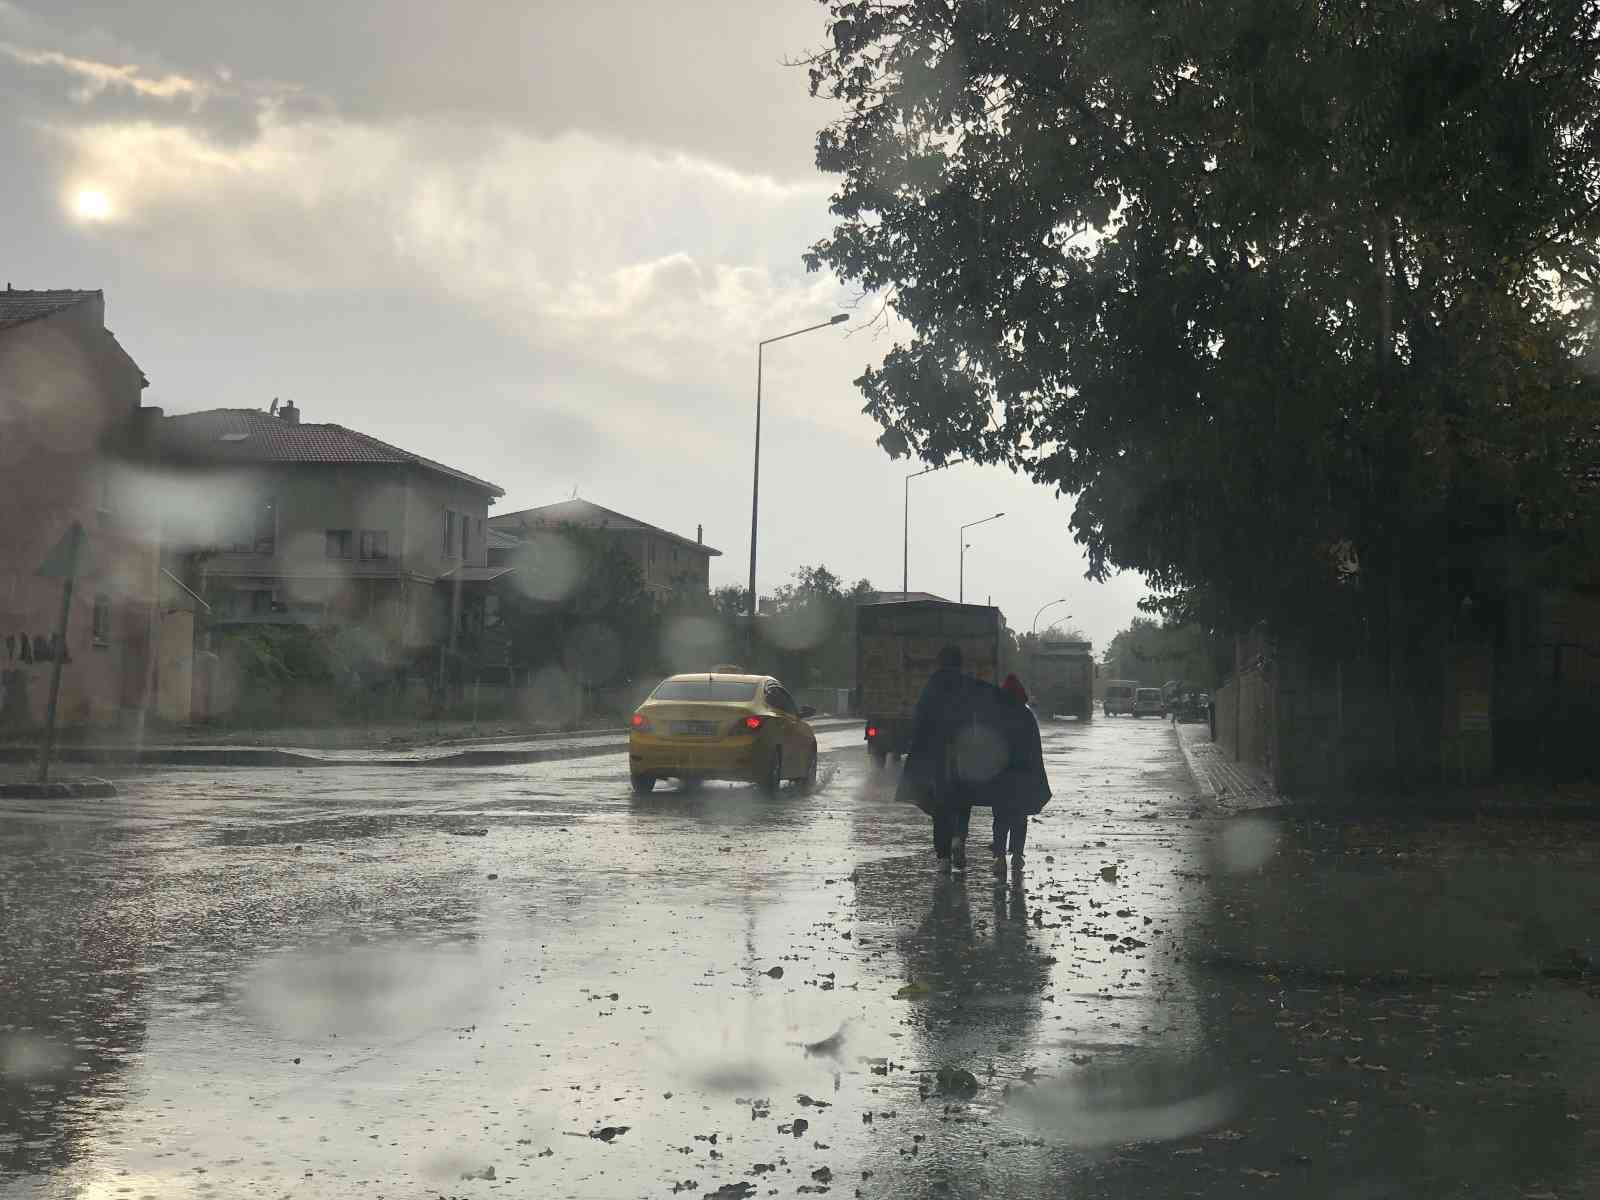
[799,705,817,719]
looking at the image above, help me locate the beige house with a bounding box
[158,404,505,680]
[0,288,167,730]
[488,498,718,601]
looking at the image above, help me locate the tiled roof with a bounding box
[0,288,99,331]
[160,408,503,496]
[486,527,523,550]
[489,497,720,556]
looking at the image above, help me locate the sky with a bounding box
[0,0,1149,651]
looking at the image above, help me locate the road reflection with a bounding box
[0,809,149,1177]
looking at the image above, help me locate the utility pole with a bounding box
[36,522,86,784]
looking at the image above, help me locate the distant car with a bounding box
[1103,680,1137,717]
[1132,687,1165,718]
[628,673,818,795]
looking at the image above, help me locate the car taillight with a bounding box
[737,715,763,733]
[630,713,650,732]
[866,725,878,739]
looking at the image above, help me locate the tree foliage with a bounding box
[806,0,1600,649]
[498,525,655,685]
[1101,617,1222,689]
[763,564,877,686]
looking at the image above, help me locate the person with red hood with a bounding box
[991,673,1051,876]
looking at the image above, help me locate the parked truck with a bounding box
[1023,640,1095,720]
[855,599,1004,766]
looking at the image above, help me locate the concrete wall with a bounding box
[155,608,194,721]
[182,461,496,652]
[0,296,161,730]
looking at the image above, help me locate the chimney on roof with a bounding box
[280,400,300,424]
[697,524,703,544]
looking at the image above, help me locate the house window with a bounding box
[254,497,277,555]
[359,530,389,560]
[91,594,111,646]
[442,510,457,558]
[251,589,273,615]
[222,494,277,554]
[325,529,354,559]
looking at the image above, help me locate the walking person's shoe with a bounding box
[992,853,1007,879]
[1010,853,1025,876]
[951,836,966,870]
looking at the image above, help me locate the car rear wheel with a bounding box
[869,750,886,768]
[679,777,703,793]
[801,749,818,793]
[759,749,782,796]
[630,773,656,795]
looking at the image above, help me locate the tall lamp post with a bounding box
[748,312,849,653]
[903,459,962,595]
[1032,597,1071,636]
[958,512,1004,604]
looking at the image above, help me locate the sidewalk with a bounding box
[1173,718,1277,809]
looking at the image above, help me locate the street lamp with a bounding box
[748,312,849,647]
[1032,597,1071,635]
[1043,616,1076,639]
[958,511,1004,604]
[903,459,962,595]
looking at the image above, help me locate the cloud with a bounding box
[0,41,207,102]
[7,0,836,177]
[56,112,847,386]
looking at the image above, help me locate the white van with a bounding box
[1102,679,1137,717]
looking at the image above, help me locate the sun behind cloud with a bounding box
[72,188,113,221]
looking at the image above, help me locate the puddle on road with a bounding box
[0,719,1242,1199]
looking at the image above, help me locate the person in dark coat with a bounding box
[990,674,1052,876]
[897,644,986,870]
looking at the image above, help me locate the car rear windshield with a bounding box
[1136,689,1162,700]
[652,680,760,702]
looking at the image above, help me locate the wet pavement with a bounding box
[2,718,1595,1198]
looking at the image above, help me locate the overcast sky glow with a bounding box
[1,0,1150,652]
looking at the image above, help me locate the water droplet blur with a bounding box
[240,944,490,1039]
[1217,815,1280,874]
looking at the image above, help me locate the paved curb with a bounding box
[1171,721,1280,810]
[0,743,627,769]
[0,777,119,799]
[0,717,864,770]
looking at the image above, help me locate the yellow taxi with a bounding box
[628,672,818,795]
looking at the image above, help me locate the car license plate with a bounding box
[671,720,719,737]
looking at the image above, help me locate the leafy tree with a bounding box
[763,565,876,686]
[805,1,1600,766]
[497,524,654,687]
[1016,624,1090,661]
[1101,618,1221,689]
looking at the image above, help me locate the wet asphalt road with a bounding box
[2,717,1594,1198]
